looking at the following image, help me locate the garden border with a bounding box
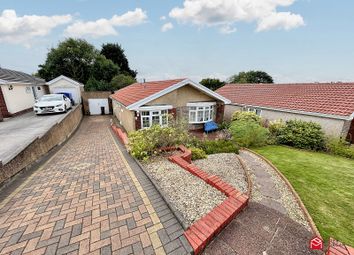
[168,145,249,255]
[110,123,249,254]
[242,148,322,239]
[235,154,252,197]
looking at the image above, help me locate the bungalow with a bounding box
[110,78,230,132]
[0,67,47,118]
[216,82,354,142]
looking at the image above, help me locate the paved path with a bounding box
[203,150,320,255]
[0,110,72,165]
[0,116,190,255]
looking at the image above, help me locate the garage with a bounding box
[46,75,84,105]
[88,99,109,115]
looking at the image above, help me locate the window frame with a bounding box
[139,106,171,129]
[243,106,262,116]
[187,102,216,124]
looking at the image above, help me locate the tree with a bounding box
[91,55,119,83]
[38,38,98,84]
[228,70,274,84]
[111,74,136,90]
[101,43,137,78]
[85,77,111,92]
[199,78,225,91]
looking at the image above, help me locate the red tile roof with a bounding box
[111,78,186,107]
[216,83,354,117]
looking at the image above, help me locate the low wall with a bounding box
[0,105,83,185]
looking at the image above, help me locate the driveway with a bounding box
[0,116,189,255]
[0,110,72,165]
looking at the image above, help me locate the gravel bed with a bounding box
[240,150,310,230]
[142,156,226,226]
[194,153,248,194]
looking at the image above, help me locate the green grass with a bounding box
[254,145,354,246]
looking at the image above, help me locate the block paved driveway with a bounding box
[0,116,190,255]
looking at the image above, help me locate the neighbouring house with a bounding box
[110,78,230,132]
[216,82,354,141]
[0,67,47,118]
[46,75,84,105]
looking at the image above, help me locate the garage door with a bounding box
[88,99,109,115]
[52,87,81,104]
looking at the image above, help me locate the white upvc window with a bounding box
[243,106,262,116]
[188,102,216,124]
[140,109,169,129]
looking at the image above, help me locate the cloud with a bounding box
[256,12,304,31]
[65,8,147,38]
[161,22,174,32]
[169,0,304,33]
[160,16,167,20]
[219,25,236,34]
[0,9,72,44]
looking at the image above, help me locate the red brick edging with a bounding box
[111,124,129,145]
[327,238,354,255]
[168,145,249,254]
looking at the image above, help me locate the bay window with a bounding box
[188,102,216,123]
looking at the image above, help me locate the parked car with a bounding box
[55,92,75,105]
[33,94,72,115]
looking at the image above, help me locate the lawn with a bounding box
[254,145,354,246]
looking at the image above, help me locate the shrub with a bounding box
[218,121,231,130]
[277,120,326,150]
[326,138,354,159]
[190,147,207,160]
[231,111,261,124]
[229,120,269,148]
[129,119,189,160]
[268,120,286,144]
[199,139,240,154]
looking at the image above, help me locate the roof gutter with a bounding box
[230,103,353,121]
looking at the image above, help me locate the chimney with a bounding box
[140,78,146,89]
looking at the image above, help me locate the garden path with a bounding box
[203,150,321,255]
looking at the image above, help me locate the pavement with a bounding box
[0,116,190,255]
[0,110,72,165]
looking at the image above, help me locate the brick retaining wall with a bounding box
[0,106,83,185]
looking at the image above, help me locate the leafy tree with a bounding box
[229,70,274,84]
[85,77,111,92]
[91,55,119,83]
[199,78,225,91]
[38,38,98,84]
[101,43,137,78]
[111,74,136,90]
